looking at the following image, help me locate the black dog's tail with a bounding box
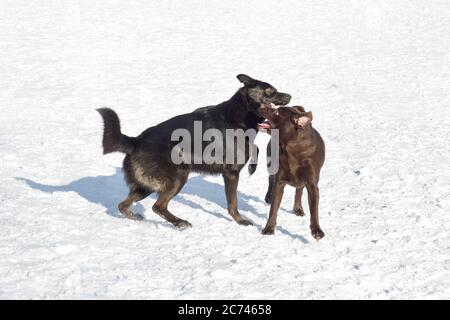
[96,108,137,154]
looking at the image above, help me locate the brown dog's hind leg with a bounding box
[118,186,152,221]
[293,186,305,216]
[305,181,324,240]
[152,174,191,229]
[223,171,252,226]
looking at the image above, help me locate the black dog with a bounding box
[97,74,291,228]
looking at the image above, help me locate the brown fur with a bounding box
[259,106,326,240]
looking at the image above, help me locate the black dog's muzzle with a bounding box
[274,92,291,106]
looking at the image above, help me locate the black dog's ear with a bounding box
[236,74,256,86]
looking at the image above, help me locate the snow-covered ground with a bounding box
[1,0,449,299]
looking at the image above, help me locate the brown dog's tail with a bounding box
[96,108,137,154]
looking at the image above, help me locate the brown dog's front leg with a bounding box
[306,182,324,240]
[293,186,305,216]
[262,180,285,235]
[223,172,252,226]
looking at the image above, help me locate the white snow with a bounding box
[1,0,449,299]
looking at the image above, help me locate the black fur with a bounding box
[97,74,291,227]
[96,108,136,155]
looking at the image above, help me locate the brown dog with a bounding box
[258,105,325,239]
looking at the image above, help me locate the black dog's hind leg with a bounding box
[118,186,152,220]
[152,173,191,229]
[223,171,253,226]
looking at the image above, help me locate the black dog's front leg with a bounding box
[223,171,253,226]
[264,138,274,204]
[248,145,259,175]
[265,175,275,204]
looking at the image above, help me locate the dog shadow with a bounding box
[15,168,138,219]
[16,168,309,242]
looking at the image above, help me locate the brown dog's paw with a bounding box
[261,227,275,235]
[264,193,272,204]
[311,228,325,240]
[293,208,305,216]
[124,213,144,221]
[174,219,192,230]
[236,218,253,226]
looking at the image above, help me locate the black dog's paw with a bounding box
[293,208,305,217]
[174,219,192,230]
[264,193,272,204]
[261,226,275,235]
[248,163,257,175]
[311,228,325,240]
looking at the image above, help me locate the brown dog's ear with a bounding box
[236,74,256,86]
[292,105,306,112]
[295,111,313,127]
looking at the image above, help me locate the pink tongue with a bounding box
[257,121,271,130]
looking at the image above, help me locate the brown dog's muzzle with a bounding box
[257,105,277,131]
